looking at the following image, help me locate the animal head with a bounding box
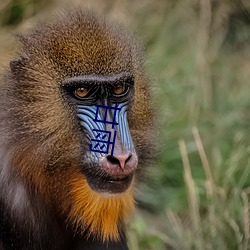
[0,10,153,241]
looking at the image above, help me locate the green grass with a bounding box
[127,1,250,249]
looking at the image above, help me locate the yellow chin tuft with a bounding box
[67,174,135,241]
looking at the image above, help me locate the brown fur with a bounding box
[0,9,153,245]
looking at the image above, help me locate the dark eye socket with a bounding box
[71,84,99,104]
[113,84,127,96]
[62,81,99,105]
[62,75,134,104]
[112,76,134,98]
[74,86,90,98]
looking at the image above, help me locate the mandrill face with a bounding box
[1,10,154,243]
[63,73,138,195]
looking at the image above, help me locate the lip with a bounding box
[84,171,134,194]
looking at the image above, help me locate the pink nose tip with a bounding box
[99,152,138,175]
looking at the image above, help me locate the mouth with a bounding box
[82,167,134,194]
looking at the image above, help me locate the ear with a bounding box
[9,57,27,75]
[10,34,29,73]
[10,58,21,72]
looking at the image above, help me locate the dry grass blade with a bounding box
[178,139,203,249]
[192,126,214,195]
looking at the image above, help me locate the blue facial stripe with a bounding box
[78,105,104,160]
[117,104,133,152]
[77,103,135,159]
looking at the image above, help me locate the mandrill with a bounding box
[0,9,153,250]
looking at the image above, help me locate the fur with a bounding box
[0,9,153,249]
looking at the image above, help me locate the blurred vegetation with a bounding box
[1,0,250,249]
[0,0,51,26]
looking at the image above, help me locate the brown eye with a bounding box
[113,85,125,95]
[75,87,89,98]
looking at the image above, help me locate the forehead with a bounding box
[27,13,135,77]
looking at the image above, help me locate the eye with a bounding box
[113,84,126,95]
[74,87,89,98]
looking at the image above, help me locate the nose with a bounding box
[99,152,138,175]
[107,153,132,169]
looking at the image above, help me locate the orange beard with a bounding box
[67,174,135,241]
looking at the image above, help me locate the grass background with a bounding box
[0,0,250,249]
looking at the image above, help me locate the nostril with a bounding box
[125,154,132,164]
[106,155,120,165]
